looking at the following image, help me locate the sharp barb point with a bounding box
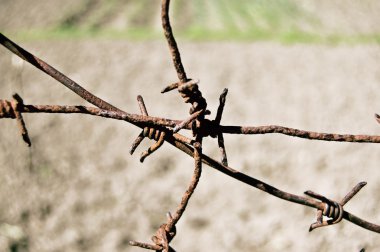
[375,113,380,124]
[304,190,313,196]
[161,82,179,93]
[173,126,180,133]
[360,181,367,186]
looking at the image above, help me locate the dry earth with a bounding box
[0,39,379,252]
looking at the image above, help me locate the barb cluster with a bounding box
[162,79,208,133]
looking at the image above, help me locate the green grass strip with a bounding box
[4,27,380,45]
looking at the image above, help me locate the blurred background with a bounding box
[2,0,380,42]
[1,0,380,251]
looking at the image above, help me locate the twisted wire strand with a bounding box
[140,127,166,162]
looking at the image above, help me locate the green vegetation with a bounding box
[4,0,380,44]
[9,26,380,45]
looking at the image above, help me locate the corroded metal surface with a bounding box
[1,0,380,251]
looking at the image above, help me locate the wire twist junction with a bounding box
[305,182,367,231]
[129,95,167,163]
[0,94,31,146]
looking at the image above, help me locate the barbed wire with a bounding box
[0,0,379,251]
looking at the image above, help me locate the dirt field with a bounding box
[0,38,379,251]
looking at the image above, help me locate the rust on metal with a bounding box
[215,88,229,166]
[161,0,187,83]
[305,182,367,231]
[220,125,380,143]
[129,95,167,163]
[166,141,203,232]
[11,94,31,146]
[0,94,31,146]
[0,33,121,113]
[173,109,204,133]
[0,0,380,250]
[161,82,179,93]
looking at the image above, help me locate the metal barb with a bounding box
[215,88,228,125]
[305,182,367,231]
[218,133,228,166]
[11,93,32,146]
[129,133,145,155]
[129,240,163,251]
[215,88,229,166]
[375,114,380,124]
[340,181,367,205]
[0,94,32,146]
[129,96,167,163]
[161,82,179,93]
[173,109,204,133]
[137,95,149,115]
[140,130,166,162]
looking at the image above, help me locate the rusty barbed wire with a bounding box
[0,0,380,250]
[0,93,31,146]
[1,99,379,145]
[130,141,202,252]
[131,2,208,249]
[160,0,229,166]
[305,182,367,231]
[2,97,377,228]
[220,124,380,143]
[215,88,229,166]
[0,33,121,113]
[129,95,167,162]
[160,0,187,83]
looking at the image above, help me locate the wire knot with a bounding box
[129,96,167,163]
[139,127,166,162]
[162,79,206,113]
[177,79,207,115]
[143,126,166,141]
[322,201,343,222]
[162,79,229,165]
[0,94,31,146]
[129,213,177,252]
[151,223,176,252]
[305,181,367,231]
